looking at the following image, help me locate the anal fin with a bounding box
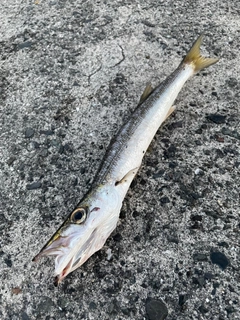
[139,83,153,104]
[164,105,176,121]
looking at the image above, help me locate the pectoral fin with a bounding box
[115,167,139,186]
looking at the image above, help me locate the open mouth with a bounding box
[54,256,74,286]
[33,227,99,285]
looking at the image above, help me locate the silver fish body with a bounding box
[33,35,218,284]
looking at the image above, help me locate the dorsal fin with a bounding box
[139,83,153,104]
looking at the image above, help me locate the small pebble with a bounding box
[199,304,208,314]
[25,128,35,138]
[178,294,188,306]
[57,297,68,309]
[210,251,229,270]
[89,301,97,310]
[4,256,12,267]
[39,148,48,157]
[160,196,170,204]
[146,298,168,320]
[12,287,22,295]
[7,156,16,165]
[194,168,202,175]
[106,248,113,261]
[193,253,208,262]
[18,41,33,49]
[192,276,205,286]
[40,129,54,135]
[21,312,30,320]
[36,296,54,314]
[215,135,224,142]
[26,181,42,190]
[206,114,226,124]
[222,127,240,140]
[204,272,214,280]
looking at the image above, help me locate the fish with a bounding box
[33,35,218,285]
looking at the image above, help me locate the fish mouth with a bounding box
[55,228,98,285]
[54,256,74,286]
[33,226,99,285]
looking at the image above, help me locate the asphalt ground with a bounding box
[0,1,239,319]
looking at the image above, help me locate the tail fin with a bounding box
[183,35,219,72]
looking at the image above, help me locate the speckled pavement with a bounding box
[0,1,239,319]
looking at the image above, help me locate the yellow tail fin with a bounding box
[183,35,219,72]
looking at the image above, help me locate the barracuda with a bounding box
[33,35,218,285]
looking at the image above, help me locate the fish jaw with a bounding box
[33,183,123,283]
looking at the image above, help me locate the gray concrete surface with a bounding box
[0,1,239,319]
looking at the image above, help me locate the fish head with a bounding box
[33,184,121,284]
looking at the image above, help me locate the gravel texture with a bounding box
[0,1,239,319]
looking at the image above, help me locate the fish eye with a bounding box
[71,207,87,224]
